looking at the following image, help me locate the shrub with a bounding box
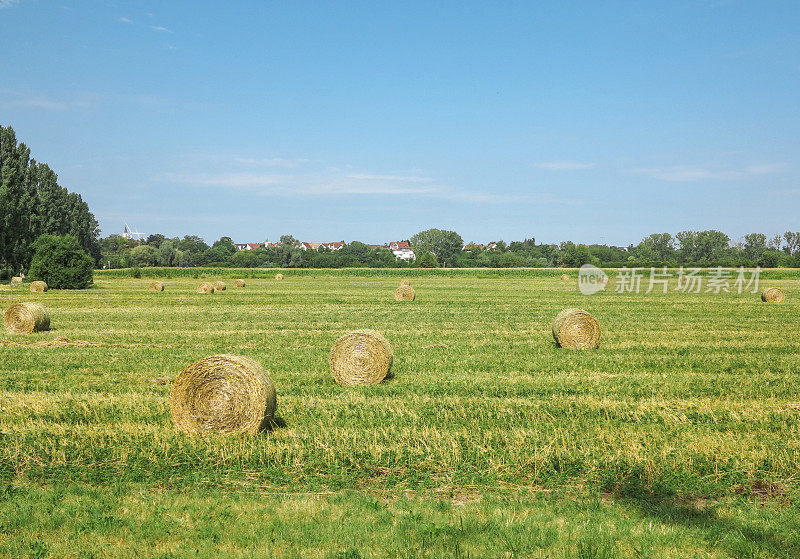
[29,234,94,289]
[416,252,438,268]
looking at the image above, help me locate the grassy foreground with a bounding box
[1,272,799,557]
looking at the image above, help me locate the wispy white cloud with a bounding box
[150,25,171,33]
[345,173,434,183]
[159,172,437,196]
[234,157,310,168]
[119,16,132,23]
[535,161,596,170]
[633,163,787,182]
[0,0,21,8]
[0,90,94,111]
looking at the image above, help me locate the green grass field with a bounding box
[2,271,799,558]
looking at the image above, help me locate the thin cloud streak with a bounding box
[157,170,578,205]
[150,25,171,33]
[633,163,787,182]
[535,161,596,170]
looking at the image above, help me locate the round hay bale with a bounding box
[149,281,164,292]
[30,281,48,293]
[560,274,570,281]
[233,279,246,288]
[551,308,600,349]
[197,282,215,294]
[4,302,51,334]
[275,273,284,281]
[213,281,226,291]
[395,285,416,301]
[169,354,276,435]
[761,287,785,303]
[400,278,411,286]
[330,329,393,386]
[10,276,23,285]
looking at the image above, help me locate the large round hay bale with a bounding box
[560,274,570,281]
[213,281,226,291]
[395,285,416,301]
[169,354,277,435]
[275,273,284,281]
[149,281,164,292]
[761,287,785,303]
[10,276,23,285]
[233,279,246,288]
[552,308,600,349]
[4,302,51,334]
[30,281,48,293]
[400,278,411,286]
[330,329,393,386]
[197,282,215,294]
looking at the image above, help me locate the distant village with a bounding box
[227,240,515,262]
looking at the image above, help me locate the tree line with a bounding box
[0,126,100,275]
[3,125,799,274]
[100,228,800,270]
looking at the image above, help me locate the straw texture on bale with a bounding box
[197,282,215,294]
[233,279,246,287]
[330,329,393,386]
[11,276,23,284]
[4,302,51,334]
[213,281,226,291]
[761,287,785,303]
[169,354,277,435]
[395,285,416,301]
[551,308,601,349]
[149,281,164,292]
[275,273,284,281]
[400,278,411,286]
[30,281,48,293]
[560,274,570,281]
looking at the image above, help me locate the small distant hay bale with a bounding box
[213,281,227,291]
[560,274,570,281]
[4,302,51,334]
[149,281,164,292]
[10,276,23,285]
[30,281,48,293]
[197,282,215,294]
[552,308,600,349]
[400,278,411,286]
[275,273,284,281]
[169,354,277,435]
[761,287,785,303]
[330,329,393,386]
[395,285,416,301]
[233,279,246,288]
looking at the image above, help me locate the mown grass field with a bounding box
[1,270,799,558]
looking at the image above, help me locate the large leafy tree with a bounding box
[410,229,464,267]
[0,126,100,272]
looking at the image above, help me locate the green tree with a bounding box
[129,244,158,267]
[782,231,799,254]
[416,252,438,268]
[0,126,100,272]
[212,236,237,258]
[636,233,675,261]
[742,233,767,261]
[410,229,463,267]
[28,234,94,289]
[676,230,730,263]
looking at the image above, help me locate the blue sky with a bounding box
[1,1,798,246]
